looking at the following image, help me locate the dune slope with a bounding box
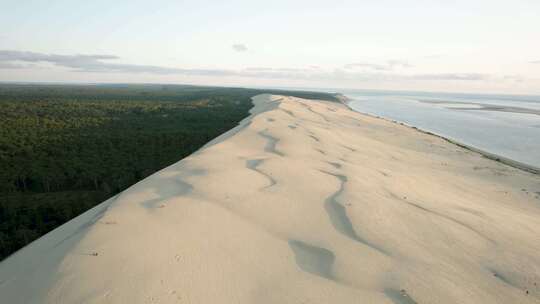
[1,94,540,303]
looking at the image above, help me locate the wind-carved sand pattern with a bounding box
[315,148,327,155]
[388,191,496,245]
[140,178,193,209]
[245,159,276,189]
[288,240,335,280]
[2,94,540,304]
[305,104,331,123]
[488,268,519,288]
[306,129,321,143]
[140,168,205,209]
[327,161,342,169]
[321,170,388,255]
[384,288,419,304]
[309,134,320,142]
[280,108,296,118]
[258,129,284,156]
[341,144,357,152]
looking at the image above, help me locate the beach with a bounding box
[1,94,539,303]
[345,90,540,170]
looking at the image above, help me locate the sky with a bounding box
[1,0,539,94]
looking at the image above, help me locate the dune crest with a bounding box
[1,94,540,303]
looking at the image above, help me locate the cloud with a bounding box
[423,54,444,59]
[0,49,502,83]
[410,73,489,81]
[0,62,28,69]
[344,63,389,71]
[244,67,312,73]
[0,50,119,64]
[238,67,489,82]
[0,50,234,76]
[244,67,274,72]
[325,70,489,82]
[387,60,412,69]
[232,44,248,52]
[344,60,411,71]
[503,75,524,82]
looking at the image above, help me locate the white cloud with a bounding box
[344,60,411,71]
[410,73,488,81]
[0,50,233,75]
[232,44,248,52]
[0,62,27,69]
[0,50,508,84]
[423,54,444,59]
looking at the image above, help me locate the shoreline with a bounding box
[1,94,539,303]
[336,94,540,175]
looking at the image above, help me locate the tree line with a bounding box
[0,84,339,260]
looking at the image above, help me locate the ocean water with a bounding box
[343,90,540,170]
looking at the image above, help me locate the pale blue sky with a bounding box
[1,0,539,94]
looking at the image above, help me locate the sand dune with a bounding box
[1,94,540,303]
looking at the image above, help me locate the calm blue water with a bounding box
[342,90,540,170]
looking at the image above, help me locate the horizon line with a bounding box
[1,80,539,99]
